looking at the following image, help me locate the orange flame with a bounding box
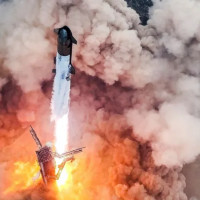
[4,161,40,194]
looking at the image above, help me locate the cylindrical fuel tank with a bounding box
[57,40,71,56]
[36,146,56,184]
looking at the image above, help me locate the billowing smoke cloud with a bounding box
[66,0,200,167]
[0,0,200,199]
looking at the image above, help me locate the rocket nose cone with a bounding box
[59,29,68,40]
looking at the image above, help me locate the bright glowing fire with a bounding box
[4,161,40,194]
[4,88,72,194]
[54,113,70,187]
[55,114,69,154]
[56,167,69,187]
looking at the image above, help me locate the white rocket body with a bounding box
[51,53,71,119]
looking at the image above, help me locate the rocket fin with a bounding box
[71,35,77,44]
[69,65,75,74]
[29,126,42,149]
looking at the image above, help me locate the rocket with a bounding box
[29,126,84,185]
[52,26,77,81]
[51,26,77,118]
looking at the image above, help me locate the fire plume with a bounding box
[54,114,70,188]
[4,161,40,194]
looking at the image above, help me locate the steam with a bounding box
[0,0,200,199]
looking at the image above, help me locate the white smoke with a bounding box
[0,0,56,92]
[60,0,200,167]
